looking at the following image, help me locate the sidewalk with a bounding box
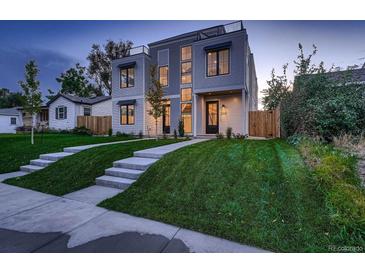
[0,182,267,252]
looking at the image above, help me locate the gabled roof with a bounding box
[47,93,111,106]
[0,107,20,116]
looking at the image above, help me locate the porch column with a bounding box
[242,89,247,135]
[193,93,197,137]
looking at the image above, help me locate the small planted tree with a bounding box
[19,60,42,145]
[145,65,164,140]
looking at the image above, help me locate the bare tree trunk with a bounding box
[31,114,35,145]
[155,119,158,140]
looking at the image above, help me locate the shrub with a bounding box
[72,126,92,136]
[108,128,113,136]
[173,129,178,139]
[295,137,365,235]
[178,119,184,137]
[116,131,122,137]
[226,127,232,139]
[216,132,224,139]
[138,131,143,139]
[234,133,247,139]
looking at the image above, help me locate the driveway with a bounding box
[0,182,266,253]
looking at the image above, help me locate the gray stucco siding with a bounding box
[112,54,150,99]
[192,31,246,93]
[112,98,144,135]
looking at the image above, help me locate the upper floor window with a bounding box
[84,107,91,116]
[181,46,192,84]
[181,46,192,61]
[56,106,67,120]
[159,66,169,87]
[10,117,16,125]
[120,104,135,125]
[181,88,192,102]
[207,48,230,77]
[120,67,135,88]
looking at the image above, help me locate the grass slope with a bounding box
[100,139,347,252]
[0,133,134,174]
[5,139,179,196]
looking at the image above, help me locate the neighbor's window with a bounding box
[84,107,91,116]
[181,88,192,102]
[56,106,67,120]
[120,67,135,88]
[10,117,16,125]
[181,46,192,61]
[181,103,192,134]
[207,48,230,76]
[159,66,168,87]
[120,104,135,125]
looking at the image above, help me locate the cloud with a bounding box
[0,47,78,97]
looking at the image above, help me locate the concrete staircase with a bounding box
[95,139,208,190]
[20,152,74,173]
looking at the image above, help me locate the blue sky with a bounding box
[1,20,365,106]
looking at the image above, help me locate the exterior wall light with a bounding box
[221,104,227,116]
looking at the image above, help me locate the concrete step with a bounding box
[133,151,165,159]
[63,147,85,153]
[113,157,158,171]
[105,167,144,180]
[30,159,55,167]
[95,175,135,190]
[20,164,44,173]
[40,152,74,161]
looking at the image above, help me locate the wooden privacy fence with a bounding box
[249,109,280,138]
[77,116,112,135]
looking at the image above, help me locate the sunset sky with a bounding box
[1,20,365,108]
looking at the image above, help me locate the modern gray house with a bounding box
[111,21,258,137]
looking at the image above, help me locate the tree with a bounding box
[87,40,133,95]
[262,64,290,110]
[0,88,24,108]
[19,60,42,145]
[51,63,101,98]
[145,65,164,140]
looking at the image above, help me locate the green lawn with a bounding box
[99,139,364,252]
[4,139,180,196]
[0,133,135,174]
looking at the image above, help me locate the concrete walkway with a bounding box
[6,138,146,177]
[96,139,208,189]
[0,182,267,252]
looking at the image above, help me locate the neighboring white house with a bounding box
[0,107,22,133]
[47,94,112,130]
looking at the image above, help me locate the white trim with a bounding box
[163,94,180,99]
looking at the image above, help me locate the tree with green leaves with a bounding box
[0,88,24,108]
[146,65,164,140]
[19,60,42,145]
[49,63,101,98]
[262,64,290,110]
[87,40,133,95]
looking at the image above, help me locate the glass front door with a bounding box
[206,101,219,134]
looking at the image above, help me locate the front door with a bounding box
[163,104,171,134]
[206,101,219,134]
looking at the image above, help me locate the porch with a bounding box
[193,89,248,137]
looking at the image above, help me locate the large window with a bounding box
[181,46,192,84]
[55,106,67,120]
[120,67,135,88]
[181,103,192,134]
[207,48,230,77]
[10,117,16,125]
[120,104,135,125]
[180,87,192,134]
[159,66,169,87]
